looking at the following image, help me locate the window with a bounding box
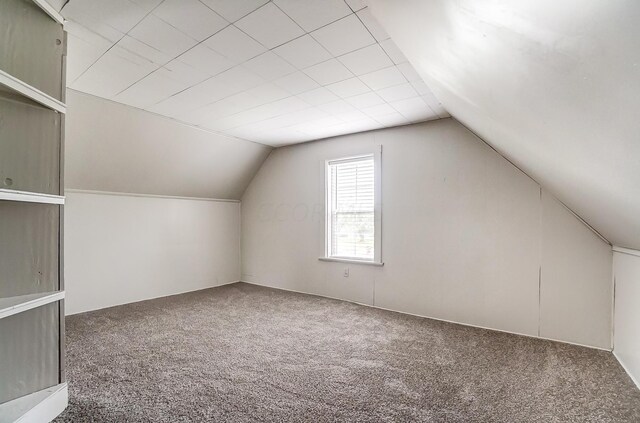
[324,149,382,264]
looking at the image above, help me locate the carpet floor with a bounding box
[55,282,640,422]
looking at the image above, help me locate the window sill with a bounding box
[318,257,384,266]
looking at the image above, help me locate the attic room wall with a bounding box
[241,118,613,349]
[64,89,271,314]
[613,250,640,387]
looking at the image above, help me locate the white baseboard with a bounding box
[0,383,68,423]
[613,351,640,390]
[239,280,612,352]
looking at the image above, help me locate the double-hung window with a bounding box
[324,149,382,265]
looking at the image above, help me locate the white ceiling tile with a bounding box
[360,66,407,90]
[71,44,158,98]
[64,14,122,45]
[63,0,154,34]
[274,72,320,95]
[389,96,436,122]
[203,25,266,63]
[117,35,172,66]
[338,44,393,76]
[339,110,370,122]
[345,0,367,12]
[273,35,332,69]
[151,66,264,115]
[356,8,390,41]
[204,96,310,131]
[184,83,289,125]
[296,87,340,105]
[242,51,296,81]
[274,0,351,32]
[419,92,449,118]
[373,111,410,127]
[326,77,370,98]
[311,14,375,56]
[317,99,357,115]
[64,21,113,82]
[361,103,397,117]
[177,44,234,77]
[129,14,198,59]
[380,38,408,65]
[114,68,192,108]
[397,62,422,82]
[411,79,434,96]
[303,59,353,85]
[162,59,210,85]
[235,3,304,49]
[376,82,418,102]
[152,0,228,41]
[345,91,385,109]
[198,0,269,23]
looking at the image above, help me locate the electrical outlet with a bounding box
[343,268,349,278]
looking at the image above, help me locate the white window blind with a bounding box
[327,155,375,261]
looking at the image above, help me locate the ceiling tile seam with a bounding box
[195,0,267,24]
[67,0,169,84]
[194,73,430,132]
[113,22,237,97]
[351,8,396,66]
[187,0,229,25]
[136,62,427,135]
[143,16,384,110]
[66,88,273,148]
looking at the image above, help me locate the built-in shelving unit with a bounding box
[0,0,67,421]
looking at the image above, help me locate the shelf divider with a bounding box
[0,70,66,114]
[0,291,65,320]
[0,189,65,205]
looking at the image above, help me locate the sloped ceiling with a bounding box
[65,89,271,199]
[367,0,640,250]
[61,0,447,146]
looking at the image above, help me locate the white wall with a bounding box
[367,0,640,251]
[64,192,241,315]
[241,119,613,349]
[613,249,640,387]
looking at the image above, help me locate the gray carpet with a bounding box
[55,282,640,422]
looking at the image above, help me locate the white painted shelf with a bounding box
[0,70,66,114]
[0,189,65,205]
[0,383,68,423]
[0,291,64,320]
[31,0,64,25]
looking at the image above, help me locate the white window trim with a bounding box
[320,145,383,266]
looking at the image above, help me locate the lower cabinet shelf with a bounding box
[0,291,64,320]
[0,383,68,423]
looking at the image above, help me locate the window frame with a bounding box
[321,146,383,266]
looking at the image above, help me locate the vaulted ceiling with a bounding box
[61,0,447,146]
[367,0,640,250]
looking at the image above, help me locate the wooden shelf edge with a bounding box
[0,70,66,114]
[0,189,65,205]
[0,383,68,423]
[31,0,65,25]
[0,291,65,320]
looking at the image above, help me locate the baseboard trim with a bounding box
[0,383,68,423]
[239,280,612,352]
[613,351,640,390]
[66,280,241,316]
